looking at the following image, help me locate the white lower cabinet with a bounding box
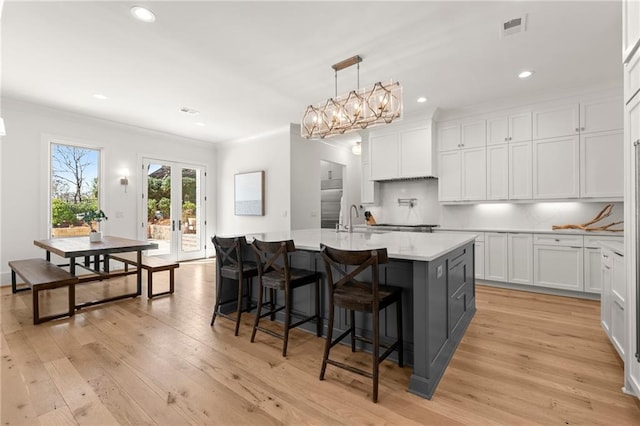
[507,233,533,285]
[601,247,625,359]
[484,232,507,282]
[533,234,584,291]
[584,247,603,294]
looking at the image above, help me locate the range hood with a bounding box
[366,109,438,182]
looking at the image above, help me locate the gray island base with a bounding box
[230,229,477,399]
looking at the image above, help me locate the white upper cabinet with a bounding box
[486,144,508,200]
[623,0,640,64]
[509,141,532,199]
[579,97,623,134]
[399,126,436,178]
[487,112,532,145]
[370,122,435,181]
[438,119,486,151]
[461,120,486,149]
[370,132,398,181]
[360,140,379,205]
[580,130,624,198]
[438,121,461,151]
[533,136,580,199]
[460,147,486,201]
[532,104,579,139]
[438,150,461,201]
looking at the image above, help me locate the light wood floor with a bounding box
[2,259,639,425]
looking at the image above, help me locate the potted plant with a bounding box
[82,209,108,242]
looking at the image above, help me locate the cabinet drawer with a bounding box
[601,247,614,269]
[533,234,583,247]
[584,235,623,249]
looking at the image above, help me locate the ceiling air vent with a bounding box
[500,14,527,38]
[179,107,200,116]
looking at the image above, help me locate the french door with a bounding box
[140,158,206,261]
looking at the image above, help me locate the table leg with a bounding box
[70,256,76,276]
[136,250,142,296]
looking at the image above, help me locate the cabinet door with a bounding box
[487,144,508,200]
[370,132,398,180]
[584,247,603,294]
[623,0,640,63]
[580,130,624,198]
[487,116,508,145]
[399,126,432,178]
[461,147,486,201]
[611,252,625,305]
[601,249,612,336]
[533,136,580,199]
[508,233,533,285]
[475,241,485,280]
[532,104,579,139]
[533,245,584,291]
[360,162,378,204]
[579,97,623,134]
[438,151,461,201]
[509,112,532,143]
[509,141,532,199]
[438,122,461,152]
[485,233,508,282]
[461,120,486,149]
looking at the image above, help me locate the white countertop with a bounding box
[243,228,478,262]
[436,227,624,237]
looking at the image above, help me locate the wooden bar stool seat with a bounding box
[211,236,259,336]
[250,239,322,357]
[319,244,403,403]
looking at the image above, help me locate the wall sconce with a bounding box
[120,168,129,192]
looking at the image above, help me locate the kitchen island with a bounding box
[242,228,478,399]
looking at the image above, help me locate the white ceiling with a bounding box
[1,1,623,144]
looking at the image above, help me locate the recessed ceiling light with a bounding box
[518,70,534,79]
[93,94,108,100]
[194,122,205,127]
[130,6,156,23]
[417,97,428,103]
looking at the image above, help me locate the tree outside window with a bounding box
[50,143,100,237]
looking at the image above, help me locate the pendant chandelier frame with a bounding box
[301,55,402,139]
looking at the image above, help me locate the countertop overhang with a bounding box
[242,228,478,262]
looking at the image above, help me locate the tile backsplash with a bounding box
[365,179,624,232]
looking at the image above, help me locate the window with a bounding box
[50,142,101,237]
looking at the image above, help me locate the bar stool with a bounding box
[211,236,259,336]
[319,244,403,403]
[250,238,322,357]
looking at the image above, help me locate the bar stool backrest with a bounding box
[251,239,296,280]
[211,235,248,270]
[320,244,389,307]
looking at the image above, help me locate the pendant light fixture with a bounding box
[301,55,402,139]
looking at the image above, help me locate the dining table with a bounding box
[33,235,158,309]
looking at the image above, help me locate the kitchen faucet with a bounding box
[348,204,359,233]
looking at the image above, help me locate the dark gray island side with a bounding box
[236,229,477,399]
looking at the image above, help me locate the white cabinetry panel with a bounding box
[533,244,584,291]
[461,120,486,149]
[461,147,486,201]
[508,233,533,285]
[485,233,508,282]
[532,104,579,139]
[370,132,398,181]
[580,97,623,134]
[438,151,461,201]
[438,122,461,152]
[399,126,434,178]
[580,130,624,198]
[509,141,532,199]
[533,136,580,199]
[487,144,508,200]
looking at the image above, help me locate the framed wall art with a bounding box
[234,170,265,216]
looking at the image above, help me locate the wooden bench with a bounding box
[9,258,78,324]
[108,252,179,298]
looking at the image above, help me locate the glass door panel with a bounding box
[179,166,203,258]
[146,162,173,257]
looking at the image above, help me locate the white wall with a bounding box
[0,98,217,284]
[290,124,361,230]
[215,126,291,235]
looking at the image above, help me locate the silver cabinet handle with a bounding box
[634,139,640,147]
[602,254,609,259]
[575,128,579,132]
[505,137,508,141]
